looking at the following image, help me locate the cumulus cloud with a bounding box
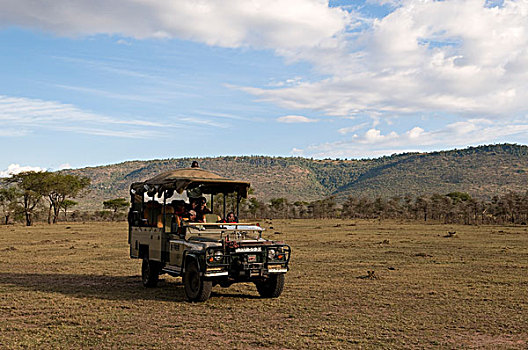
[294,117,528,158]
[0,164,46,177]
[246,0,528,118]
[276,115,319,123]
[5,0,527,120]
[0,0,348,50]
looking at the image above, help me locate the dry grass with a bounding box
[0,220,527,349]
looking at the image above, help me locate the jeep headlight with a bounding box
[207,249,223,263]
[213,250,223,262]
[267,249,276,260]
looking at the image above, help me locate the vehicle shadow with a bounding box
[0,272,188,302]
[0,272,260,301]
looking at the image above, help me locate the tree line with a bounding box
[0,171,90,226]
[237,191,528,225]
[1,170,527,226]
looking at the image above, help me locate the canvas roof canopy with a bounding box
[130,168,250,198]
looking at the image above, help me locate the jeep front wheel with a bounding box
[255,274,285,298]
[141,259,159,288]
[183,260,212,302]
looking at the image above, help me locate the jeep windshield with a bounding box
[184,222,264,241]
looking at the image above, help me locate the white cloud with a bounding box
[338,123,368,135]
[276,115,319,123]
[291,147,305,155]
[0,0,348,50]
[0,164,46,177]
[179,117,227,128]
[0,95,229,138]
[194,110,258,122]
[0,129,30,137]
[57,163,72,170]
[6,0,527,122]
[3,0,528,156]
[0,95,165,138]
[267,77,303,87]
[295,117,528,158]
[53,84,164,103]
[244,0,528,119]
[53,126,164,138]
[0,95,159,127]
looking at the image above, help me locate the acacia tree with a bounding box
[269,198,288,219]
[0,187,21,225]
[6,171,49,226]
[60,199,78,221]
[45,173,90,224]
[322,196,338,218]
[103,198,129,213]
[247,197,262,219]
[342,196,358,218]
[415,195,430,222]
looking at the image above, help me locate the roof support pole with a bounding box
[236,192,240,219]
[223,193,226,219]
[163,191,166,232]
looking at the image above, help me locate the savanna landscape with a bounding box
[2,1,528,349]
[1,219,526,349]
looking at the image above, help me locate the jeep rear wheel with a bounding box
[255,274,285,298]
[141,258,159,287]
[183,260,212,302]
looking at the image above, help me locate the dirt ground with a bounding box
[0,220,527,349]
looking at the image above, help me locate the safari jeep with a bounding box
[127,167,291,302]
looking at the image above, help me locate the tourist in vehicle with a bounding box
[183,198,205,222]
[143,200,162,227]
[128,166,289,302]
[198,196,211,216]
[221,212,238,223]
[183,209,198,222]
[186,197,200,212]
[171,200,186,217]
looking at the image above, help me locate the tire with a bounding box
[141,258,159,288]
[183,260,212,302]
[255,274,285,298]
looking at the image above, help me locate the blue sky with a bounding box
[1,0,527,174]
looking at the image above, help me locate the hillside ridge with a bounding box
[65,143,528,209]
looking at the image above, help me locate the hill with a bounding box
[67,144,528,210]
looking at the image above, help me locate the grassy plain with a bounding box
[0,220,527,349]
